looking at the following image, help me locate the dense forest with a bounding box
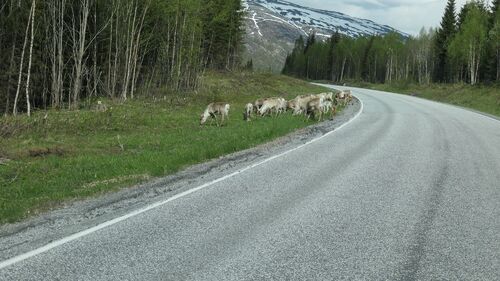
[282,0,500,86]
[0,0,244,116]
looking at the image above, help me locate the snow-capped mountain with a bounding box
[243,0,408,72]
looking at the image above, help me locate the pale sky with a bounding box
[287,0,470,35]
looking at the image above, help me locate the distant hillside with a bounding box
[243,0,409,72]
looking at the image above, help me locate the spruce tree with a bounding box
[328,31,341,80]
[304,33,316,54]
[361,36,375,81]
[487,0,500,81]
[434,0,457,82]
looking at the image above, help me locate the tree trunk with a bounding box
[130,2,149,99]
[497,47,500,81]
[25,0,36,117]
[121,2,137,100]
[340,57,346,82]
[175,13,186,91]
[57,0,65,107]
[170,7,179,82]
[72,0,90,108]
[4,32,17,116]
[13,0,35,116]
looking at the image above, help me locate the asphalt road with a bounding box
[1,86,500,280]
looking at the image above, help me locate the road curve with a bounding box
[1,86,500,280]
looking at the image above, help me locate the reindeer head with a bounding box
[200,113,208,125]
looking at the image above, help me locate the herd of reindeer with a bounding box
[200,90,354,126]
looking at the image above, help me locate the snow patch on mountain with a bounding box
[242,0,409,72]
[244,0,408,38]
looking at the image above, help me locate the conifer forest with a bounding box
[282,0,500,86]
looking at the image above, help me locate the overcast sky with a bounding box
[287,0,469,35]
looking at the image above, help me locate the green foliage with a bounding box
[0,0,245,116]
[449,1,490,84]
[282,0,499,85]
[434,0,457,82]
[487,0,500,81]
[202,0,245,70]
[283,32,410,83]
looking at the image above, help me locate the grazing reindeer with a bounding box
[316,92,334,102]
[345,90,353,104]
[336,90,353,106]
[276,98,287,115]
[335,91,347,107]
[200,102,230,126]
[259,98,281,116]
[306,97,325,121]
[292,94,316,116]
[321,100,337,119]
[287,99,298,112]
[244,103,253,121]
[253,98,267,113]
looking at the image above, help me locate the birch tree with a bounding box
[449,4,489,85]
[13,0,35,116]
[70,0,90,108]
[25,0,36,116]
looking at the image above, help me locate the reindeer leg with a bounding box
[213,114,219,127]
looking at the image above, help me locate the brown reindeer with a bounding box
[306,97,326,121]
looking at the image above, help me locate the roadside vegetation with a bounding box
[0,0,252,223]
[349,82,500,117]
[282,0,499,116]
[282,0,499,86]
[0,72,334,224]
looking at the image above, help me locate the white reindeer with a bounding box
[292,94,316,116]
[259,98,281,116]
[200,102,230,126]
[276,98,287,115]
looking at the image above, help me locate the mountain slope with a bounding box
[243,0,408,72]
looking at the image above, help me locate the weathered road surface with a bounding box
[1,86,500,280]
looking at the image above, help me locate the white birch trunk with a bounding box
[13,0,34,116]
[25,0,36,117]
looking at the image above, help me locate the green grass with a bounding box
[0,71,332,224]
[348,81,500,117]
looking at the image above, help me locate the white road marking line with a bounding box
[0,95,364,270]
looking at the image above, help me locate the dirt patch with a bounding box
[28,147,66,158]
[83,174,151,189]
[0,121,27,138]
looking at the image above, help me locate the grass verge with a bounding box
[0,71,332,224]
[348,81,500,117]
